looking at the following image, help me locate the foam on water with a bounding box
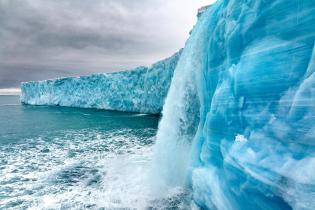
[0,126,190,209]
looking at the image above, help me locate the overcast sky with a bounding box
[0,0,214,89]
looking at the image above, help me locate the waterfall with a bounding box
[152,0,315,209]
[151,6,216,193]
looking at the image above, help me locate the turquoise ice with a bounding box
[21,50,181,114]
[154,0,315,209]
[20,0,315,209]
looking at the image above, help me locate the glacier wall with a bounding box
[20,50,181,114]
[153,0,315,209]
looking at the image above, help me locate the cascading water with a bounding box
[152,7,212,193]
[153,0,315,209]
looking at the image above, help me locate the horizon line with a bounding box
[0,88,21,96]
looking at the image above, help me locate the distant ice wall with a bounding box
[21,50,181,114]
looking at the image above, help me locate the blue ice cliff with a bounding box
[153,0,315,209]
[20,0,315,209]
[21,50,181,114]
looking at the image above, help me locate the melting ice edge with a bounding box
[21,0,315,209]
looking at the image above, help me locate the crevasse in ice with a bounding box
[20,50,181,114]
[153,0,315,209]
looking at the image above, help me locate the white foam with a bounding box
[0,128,189,209]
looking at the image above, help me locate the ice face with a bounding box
[153,0,315,209]
[20,50,181,114]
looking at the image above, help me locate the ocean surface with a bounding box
[0,95,190,209]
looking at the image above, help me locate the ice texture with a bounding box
[21,50,181,114]
[153,0,315,209]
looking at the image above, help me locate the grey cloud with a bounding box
[0,0,208,88]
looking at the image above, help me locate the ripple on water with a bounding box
[0,128,190,209]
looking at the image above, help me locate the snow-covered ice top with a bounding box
[21,50,181,114]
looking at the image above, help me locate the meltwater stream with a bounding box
[0,96,191,209]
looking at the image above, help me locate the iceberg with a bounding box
[21,50,181,114]
[20,0,315,208]
[153,0,315,209]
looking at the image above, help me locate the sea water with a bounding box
[0,95,190,209]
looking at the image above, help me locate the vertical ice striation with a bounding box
[20,50,181,114]
[154,0,315,209]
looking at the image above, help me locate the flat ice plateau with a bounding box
[21,50,181,114]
